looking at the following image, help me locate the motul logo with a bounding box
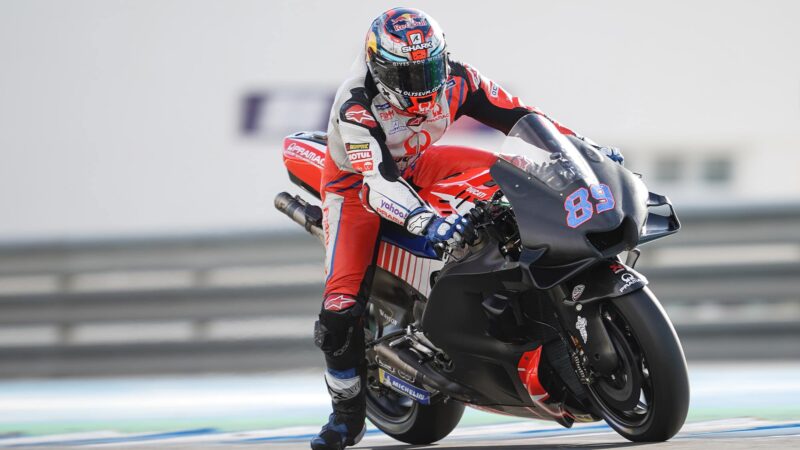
[348,150,372,162]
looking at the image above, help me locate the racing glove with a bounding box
[568,134,624,165]
[405,207,473,248]
[599,146,624,165]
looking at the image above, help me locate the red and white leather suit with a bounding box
[321,58,577,301]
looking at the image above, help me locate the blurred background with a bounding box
[0,0,798,441]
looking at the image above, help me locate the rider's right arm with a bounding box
[336,94,432,233]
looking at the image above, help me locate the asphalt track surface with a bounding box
[1,362,798,449]
[2,419,799,449]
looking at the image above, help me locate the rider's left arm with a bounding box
[449,60,622,164]
[449,60,577,136]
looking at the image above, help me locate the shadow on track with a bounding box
[362,443,651,450]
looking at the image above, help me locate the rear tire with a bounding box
[587,287,690,442]
[363,297,464,445]
[366,392,464,445]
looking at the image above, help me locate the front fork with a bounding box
[549,289,618,378]
[547,258,649,378]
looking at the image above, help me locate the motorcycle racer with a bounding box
[311,7,621,450]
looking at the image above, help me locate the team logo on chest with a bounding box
[403,130,431,155]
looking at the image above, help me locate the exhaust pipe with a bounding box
[373,342,476,401]
[274,192,324,242]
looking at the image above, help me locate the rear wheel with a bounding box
[586,287,689,442]
[365,385,464,445]
[363,302,464,445]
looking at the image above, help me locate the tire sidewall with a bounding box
[366,395,465,445]
[592,287,690,441]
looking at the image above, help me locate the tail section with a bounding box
[283,131,327,200]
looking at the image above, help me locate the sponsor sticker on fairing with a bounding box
[284,142,324,168]
[378,308,398,326]
[619,272,642,293]
[572,284,585,301]
[575,315,588,343]
[609,262,626,274]
[379,368,431,404]
[466,186,488,199]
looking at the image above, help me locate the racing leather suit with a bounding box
[314,57,580,433]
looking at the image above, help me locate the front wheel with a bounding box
[586,287,690,442]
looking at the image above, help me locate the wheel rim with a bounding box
[366,382,417,424]
[587,304,654,428]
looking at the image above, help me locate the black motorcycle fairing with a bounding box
[518,247,595,290]
[422,239,595,422]
[640,192,681,244]
[563,260,649,304]
[368,267,419,336]
[435,236,516,278]
[422,239,539,406]
[489,114,649,266]
[491,158,647,266]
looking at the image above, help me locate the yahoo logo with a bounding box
[380,200,407,220]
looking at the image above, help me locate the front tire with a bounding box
[587,287,690,442]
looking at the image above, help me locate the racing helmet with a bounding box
[365,8,448,115]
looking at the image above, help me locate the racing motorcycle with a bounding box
[275,114,689,444]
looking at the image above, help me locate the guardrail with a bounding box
[0,204,798,377]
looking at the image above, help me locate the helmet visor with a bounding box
[372,52,447,98]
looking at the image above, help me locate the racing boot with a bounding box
[310,406,367,450]
[311,294,367,450]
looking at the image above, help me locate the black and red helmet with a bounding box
[365,8,448,115]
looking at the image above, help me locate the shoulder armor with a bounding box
[339,88,378,129]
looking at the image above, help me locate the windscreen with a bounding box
[490,113,649,266]
[498,114,602,191]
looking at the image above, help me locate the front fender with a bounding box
[565,260,648,304]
